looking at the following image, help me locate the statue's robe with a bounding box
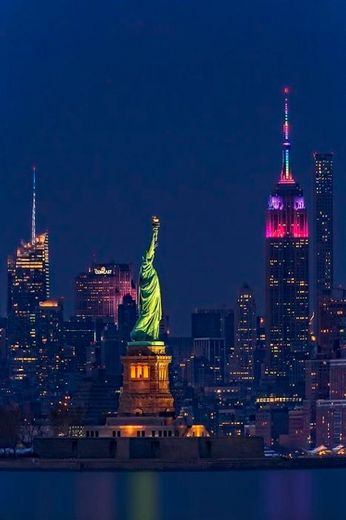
[131,230,162,342]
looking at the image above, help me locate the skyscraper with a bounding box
[74,263,136,325]
[317,288,346,358]
[191,308,234,347]
[118,294,137,342]
[265,89,309,395]
[192,337,226,385]
[313,153,334,326]
[36,298,64,412]
[232,284,257,383]
[7,168,50,389]
[63,317,95,373]
[191,308,234,384]
[254,316,266,389]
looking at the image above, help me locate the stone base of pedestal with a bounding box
[118,341,174,416]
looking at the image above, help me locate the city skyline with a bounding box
[1,110,337,337]
[1,3,346,518]
[0,1,345,335]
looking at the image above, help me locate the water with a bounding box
[0,469,343,520]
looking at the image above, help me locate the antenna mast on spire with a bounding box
[31,165,36,243]
[280,87,294,184]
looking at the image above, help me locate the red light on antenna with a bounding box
[284,87,289,95]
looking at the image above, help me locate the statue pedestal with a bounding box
[127,340,166,355]
[118,341,174,417]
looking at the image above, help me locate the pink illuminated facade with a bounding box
[265,89,309,396]
[75,263,137,325]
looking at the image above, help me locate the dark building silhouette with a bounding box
[36,299,65,413]
[193,338,226,385]
[192,307,233,347]
[159,313,171,342]
[168,336,193,368]
[254,316,266,389]
[316,400,346,448]
[318,288,346,358]
[264,89,309,395]
[100,323,124,385]
[305,359,330,401]
[192,308,233,343]
[329,359,346,400]
[63,317,96,373]
[191,308,234,385]
[71,375,119,425]
[232,284,257,383]
[118,294,137,342]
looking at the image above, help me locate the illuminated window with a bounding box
[130,364,149,379]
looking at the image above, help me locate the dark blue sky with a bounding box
[0,0,345,333]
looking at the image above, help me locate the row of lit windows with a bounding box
[85,429,178,438]
[130,365,149,379]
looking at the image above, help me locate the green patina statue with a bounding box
[130,216,162,342]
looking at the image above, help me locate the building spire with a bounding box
[279,87,294,184]
[31,165,36,243]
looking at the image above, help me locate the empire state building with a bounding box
[265,89,309,396]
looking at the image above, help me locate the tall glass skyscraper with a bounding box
[265,89,309,395]
[7,168,50,393]
[7,232,50,384]
[313,153,334,325]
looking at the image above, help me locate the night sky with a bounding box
[0,1,345,334]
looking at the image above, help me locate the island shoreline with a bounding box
[0,457,345,472]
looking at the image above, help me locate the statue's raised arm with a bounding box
[130,216,162,342]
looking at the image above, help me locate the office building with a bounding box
[305,359,330,401]
[232,284,257,383]
[118,294,137,342]
[100,323,124,384]
[254,316,266,388]
[317,288,346,358]
[314,153,334,322]
[329,359,346,400]
[7,168,50,389]
[193,337,226,385]
[265,89,309,395]
[191,308,234,384]
[36,299,65,412]
[316,400,346,448]
[192,308,234,346]
[63,317,96,373]
[75,263,136,324]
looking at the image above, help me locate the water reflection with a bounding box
[264,471,313,520]
[0,469,343,520]
[129,472,159,520]
[75,473,117,520]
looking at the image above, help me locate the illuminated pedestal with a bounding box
[73,338,209,437]
[118,341,174,416]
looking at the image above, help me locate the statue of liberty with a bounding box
[130,216,162,342]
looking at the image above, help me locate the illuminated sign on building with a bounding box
[93,266,112,275]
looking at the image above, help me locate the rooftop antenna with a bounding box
[280,87,294,184]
